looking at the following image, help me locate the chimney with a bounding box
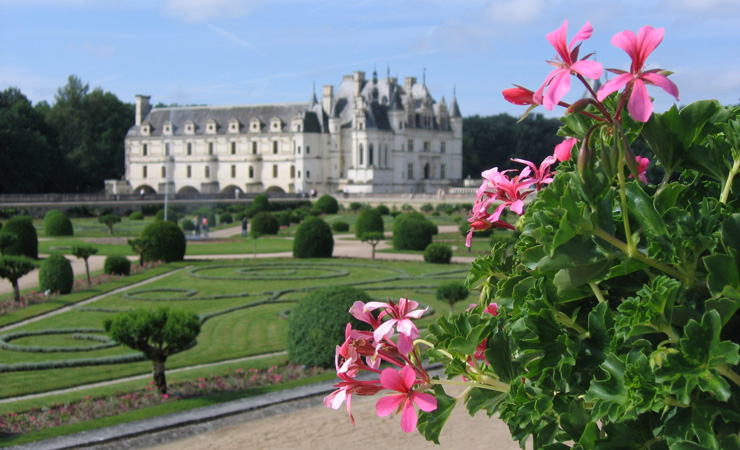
[322,85,334,115]
[353,71,365,97]
[135,95,151,126]
[404,77,416,91]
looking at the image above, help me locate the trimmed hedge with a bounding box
[252,194,270,212]
[424,243,453,264]
[331,221,350,232]
[219,212,233,224]
[39,253,74,294]
[355,208,384,239]
[376,204,390,215]
[154,208,178,223]
[287,286,372,368]
[44,209,64,221]
[104,254,131,276]
[140,221,186,262]
[129,211,144,220]
[250,212,280,235]
[1,216,38,259]
[44,212,73,237]
[392,212,436,251]
[293,217,333,258]
[315,195,339,214]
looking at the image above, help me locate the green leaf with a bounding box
[558,399,592,442]
[722,214,740,252]
[486,329,514,383]
[704,253,740,299]
[553,260,611,293]
[586,353,628,421]
[448,324,487,356]
[654,182,687,214]
[416,384,457,444]
[625,181,668,239]
[465,386,506,417]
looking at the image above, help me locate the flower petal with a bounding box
[376,394,405,417]
[627,79,653,122]
[412,392,438,412]
[596,73,632,101]
[636,26,664,68]
[373,318,397,342]
[400,399,418,432]
[379,367,407,392]
[641,72,679,101]
[570,21,594,49]
[546,20,570,61]
[543,69,571,110]
[400,366,416,389]
[570,59,603,80]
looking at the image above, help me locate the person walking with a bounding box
[202,216,209,239]
[193,215,201,237]
[241,216,248,237]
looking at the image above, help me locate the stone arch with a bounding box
[177,185,200,195]
[265,185,285,194]
[134,184,157,194]
[221,184,243,194]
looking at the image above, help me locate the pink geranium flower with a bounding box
[325,372,383,425]
[502,85,537,105]
[554,137,577,162]
[363,298,426,355]
[376,366,437,432]
[629,155,650,183]
[597,26,679,122]
[534,21,603,110]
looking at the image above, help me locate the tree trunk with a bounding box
[12,280,20,303]
[153,360,167,394]
[84,259,91,285]
[371,243,376,260]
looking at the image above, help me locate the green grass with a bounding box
[185,237,294,255]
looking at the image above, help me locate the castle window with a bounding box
[423,141,430,152]
[306,170,310,179]
[273,165,278,177]
[407,163,414,179]
[187,165,191,178]
[273,141,278,154]
[165,143,171,156]
[231,142,236,155]
[185,122,194,134]
[306,146,310,154]
[161,166,166,178]
[142,166,147,178]
[441,164,446,179]
[187,143,192,155]
[290,165,295,178]
[298,170,301,178]
[358,144,364,166]
[252,142,258,154]
[441,142,446,153]
[408,139,414,152]
[231,165,236,178]
[206,120,217,134]
[205,166,210,178]
[385,145,388,166]
[142,144,148,156]
[249,166,254,178]
[297,146,301,154]
[208,142,214,155]
[369,144,374,166]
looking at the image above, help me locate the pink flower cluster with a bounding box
[465,138,576,247]
[325,297,437,433]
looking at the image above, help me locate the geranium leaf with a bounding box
[416,384,457,444]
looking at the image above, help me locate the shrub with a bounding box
[293,217,333,258]
[349,202,363,212]
[104,255,131,276]
[98,214,122,235]
[287,286,372,368]
[392,212,435,250]
[192,207,216,228]
[181,218,195,231]
[390,211,401,218]
[376,204,390,215]
[331,221,350,232]
[275,210,292,227]
[0,255,36,302]
[252,194,270,212]
[436,281,470,313]
[1,216,38,259]
[44,209,64,221]
[219,212,233,224]
[420,203,434,213]
[250,212,280,235]
[315,195,339,214]
[39,253,73,294]
[355,208,384,239]
[424,243,453,264]
[140,204,159,216]
[44,212,73,237]
[140,221,186,263]
[129,211,144,221]
[154,208,178,223]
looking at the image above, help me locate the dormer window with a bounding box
[292,118,303,132]
[185,121,195,135]
[270,117,282,132]
[206,119,217,135]
[141,122,151,136]
[163,121,172,135]
[250,118,261,132]
[228,118,240,134]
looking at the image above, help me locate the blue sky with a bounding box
[1,0,739,118]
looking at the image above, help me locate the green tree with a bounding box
[360,231,384,261]
[436,281,470,313]
[0,256,36,302]
[0,232,18,256]
[103,308,201,394]
[127,238,153,266]
[71,245,98,285]
[98,214,121,235]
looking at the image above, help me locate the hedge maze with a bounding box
[0,259,469,398]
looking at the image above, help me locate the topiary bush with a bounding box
[103,254,131,276]
[129,211,144,221]
[349,202,363,212]
[424,243,453,264]
[376,204,390,216]
[154,208,178,223]
[275,210,292,227]
[250,212,280,235]
[355,208,384,239]
[331,221,350,232]
[44,212,73,237]
[315,195,339,215]
[44,209,64,221]
[140,221,186,263]
[252,194,270,212]
[293,217,334,258]
[219,212,233,224]
[436,280,470,313]
[287,286,372,368]
[181,218,195,232]
[392,212,436,251]
[38,253,73,294]
[1,216,38,259]
[420,203,434,213]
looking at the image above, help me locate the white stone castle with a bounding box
[122,69,462,196]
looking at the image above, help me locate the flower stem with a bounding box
[616,157,636,257]
[718,364,740,387]
[589,282,607,304]
[429,378,510,393]
[554,310,588,335]
[720,158,740,204]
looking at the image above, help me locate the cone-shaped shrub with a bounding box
[44,212,73,237]
[1,216,38,259]
[355,208,384,238]
[315,195,339,214]
[392,212,435,250]
[39,253,73,294]
[293,217,333,258]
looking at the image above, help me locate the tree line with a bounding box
[1,75,563,193]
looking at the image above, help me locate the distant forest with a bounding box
[1,75,563,194]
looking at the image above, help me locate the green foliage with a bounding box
[361,231,385,260]
[331,221,350,232]
[38,253,73,295]
[192,207,216,228]
[293,217,333,258]
[98,214,121,235]
[44,212,73,237]
[180,218,195,231]
[250,211,280,235]
[355,208,384,238]
[392,212,435,250]
[1,216,38,259]
[349,202,363,212]
[71,244,98,284]
[154,208,178,223]
[103,254,131,276]
[0,232,18,256]
[129,211,144,221]
[287,286,372,368]
[219,212,233,224]
[436,281,470,313]
[0,255,36,302]
[274,210,292,227]
[252,194,270,212]
[424,243,453,264]
[420,203,434,213]
[140,221,186,263]
[315,194,339,214]
[376,204,390,215]
[43,210,64,221]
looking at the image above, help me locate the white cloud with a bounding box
[162,0,261,22]
[487,0,546,24]
[206,25,265,56]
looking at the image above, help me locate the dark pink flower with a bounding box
[363,298,426,355]
[534,21,603,110]
[629,155,650,183]
[375,366,437,432]
[502,85,537,105]
[554,137,577,162]
[597,26,679,122]
[325,372,383,425]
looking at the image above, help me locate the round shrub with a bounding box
[355,208,384,239]
[38,253,73,294]
[250,212,280,235]
[140,221,186,263]
[287,286,372,368]
[44,212,73,237]
[104,254,131,276]
[420,203,434,213]
[392,212,436,251]
[275,210,292,227]
[44,209,64,221]
[219,212,233,224]
[315,195,339,215]
[1,216,38,259]
[154,208,178,223]
[376,204,390,216]
[436,281,470,313]
[293,217,333,258]
[181,218,195,232]
[349,202,362,212]
[424,243,453,264]
[331,221,350,232]
[129,211,144,221]
[252,194,270,212]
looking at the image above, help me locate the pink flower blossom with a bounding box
[554,137,577,162]
[534,21,603,110]
[324,372,383,425]
[502,85,537,106]
[511,155,557,191]
[629,155,650,183]
[362,298,426,355]
[597,26,679,122]
[375,366,437,433]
